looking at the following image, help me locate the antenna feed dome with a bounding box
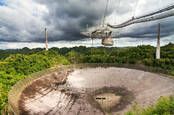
[102,37,114,46]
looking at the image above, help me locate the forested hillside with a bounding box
[0,43,174,114]
[0,50,70,113]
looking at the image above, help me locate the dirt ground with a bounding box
[94,93,121,110]
[19,67,174,115]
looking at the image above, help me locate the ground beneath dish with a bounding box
[19,67,174,115]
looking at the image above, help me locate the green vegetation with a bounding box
[0,43,174,114]
[126,96,174,115]
[0,50,70,114]
[55,43,174,75]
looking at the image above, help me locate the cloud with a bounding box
[109,0,174,40]
[0,39,101,49]
[0,0,174,47]
[1,35,174,49]
[0,0,48,42]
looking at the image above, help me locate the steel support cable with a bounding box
[102,0,109,26]
[135,4,174,19]
[108,11,174,29]
[109,4,174,28]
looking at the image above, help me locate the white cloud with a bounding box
[0,38,101,49]
[0,0,49,41]
[0,0,174,49]
[0,35,173,49]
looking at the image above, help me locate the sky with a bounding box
[0,0,174,49]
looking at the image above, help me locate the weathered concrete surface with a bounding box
[19,67,174,115]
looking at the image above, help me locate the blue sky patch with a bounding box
[0,1,6,6]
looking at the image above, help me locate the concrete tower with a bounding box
[156,23,160,59]
[45,28,48,51]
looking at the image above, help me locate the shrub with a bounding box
[126,96,174,115]
[0,50,70,113]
